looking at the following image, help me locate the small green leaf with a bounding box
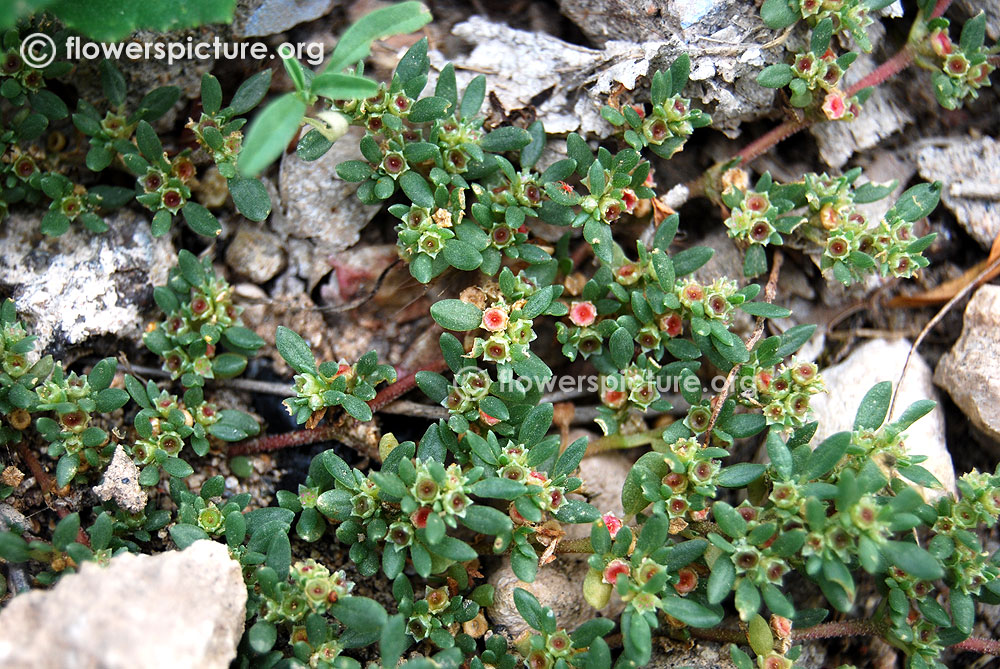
[760,0,799,28]
[748,614,774,657]
[169,523,208,549]
[52,512,80,551]
[181,202,221,237]
[661,596,723,627]
[810,17,834,55]
[716,463,766,487]
[775,324,816,358]
[882,540,944,580]
[325,1,432,73]
[740,301,792,319]
[959,11,987,52]
[513,588,550,632]
[950,588,974,636]
[408,96,452,123]
[228,176,272,221]
[311,72,378,99]
[237,94,307,177]
[331,596,388,631]
[519,403,554,447]
[461,505,512,535]
[163,457,194,478]
[460,75,486,120]
[56,453,79,488]
[229,69,273,116]
[888,182,942,223]
[429,299,483,331]
[248,620,277,654]
[275,326,317,374]
[399,170,435,208]
[757,64,794,88]
[471,478,525,500]
[480,126,531,153]
[201,73,223,115]
[854,381,892,431]
[672,246,714,277]
[804,432,850,480]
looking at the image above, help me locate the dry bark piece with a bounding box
[93,443,148,514]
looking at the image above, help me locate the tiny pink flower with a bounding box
[603,559,630,585]
[771,615,793,638]
[821,91,847,120]
[569,301,598,327]
[410,507,431,529]
[479,410,501,426]
[930,28,953,57]
[601,388,627,409]
[481,307,509,332]
[621,188,638,213]
[602,513,623,539]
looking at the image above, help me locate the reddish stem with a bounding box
[931,0,954,18]
[732,118,808,166]
[791,619,885,641]
[229,359,447,457]
[369,358,447,413]
[847,48,914,96]
[952,637,1000,656]
[227,424,343,456]
[14,441,90,547]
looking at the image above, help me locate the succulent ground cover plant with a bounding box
[0,1,999,668]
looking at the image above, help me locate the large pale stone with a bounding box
[809,338,954,497]
[0,541,246,669]
[934,284,1000,447]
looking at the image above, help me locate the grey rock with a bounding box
[275,126,382,290]
[916,136,1000,249]
[0,504,29,533]
[647,640,737,668]
[0,505,30,594]
[0,210,174,354]
[648,638,829,667]
[225,224,287,283]
[934,285,1000,447]
[234,0,335,38]
[810,338,955,498]
[0,540,246,669]
[440,14,785,138]
[486,555,603,639]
